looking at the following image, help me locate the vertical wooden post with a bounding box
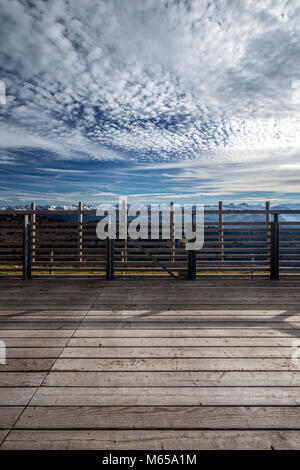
[30,202,36,264]
[270,213,279,280]
[266,201,270,262]
[78,202,83,263]
[219,201,224,263]
[23,215,31,280]
[106,238,114,280]
[170,201,175,262]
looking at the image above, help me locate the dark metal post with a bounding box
[23,215,31,280]
[270,213,279,280]
[106,238,114,280]
[187,211,196,279]
[187,249,196,279]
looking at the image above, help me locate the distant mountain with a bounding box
[1,202,300,224]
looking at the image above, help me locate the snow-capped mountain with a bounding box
[1,202,300,223]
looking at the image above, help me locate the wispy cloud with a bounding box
[0,0,300,203]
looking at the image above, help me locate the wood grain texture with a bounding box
[72,328,300,337]
[0,430,9,447]
[2,430,300,450]
[0,407,24,428]
[14,405,300,429]
[7,347,64,358]
[52,357,296,371]
[1,278,300,450]
[0,387,36,405]
[68,337,299,346]
[0,372,46,386]
[29,386,300,406]
[43,371,300,387]
[60,346,296,358]
[0,330,73,337]
[3,338,69,347]
[0,359,56,371]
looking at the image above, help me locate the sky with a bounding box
[1,0,300,206]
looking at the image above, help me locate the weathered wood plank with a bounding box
[0,330,73,337]
[73,328,300,337]
[0,303,90,309]
[0,359,56,371]
[87,309,300,316]
[78,321,300,329]
[44,371,300,387]
[0,280,106,289]
[3,338,69,347]
[30,386,300,406]
[14,405,300,429]
[90,301,300,307]
[0,430,9,447]
[0,406,24,428]
[3,315,300,325]
[60,346,296,358]
[0,372,46,386]
[101,281,300,288]
[0,310,88,316]
[0,387,36,405]
[0,322,80,329]
[68,337,299,347]
[53,358,296,371]
[97,293,300,300]
[2,430,300,449]
[0,295,97,302]
[0,316,86,321]
[83,316,300,324]
[6,348,64,358]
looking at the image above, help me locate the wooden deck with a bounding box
[1,278,300,450]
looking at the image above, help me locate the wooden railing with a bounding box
[1,201,300,279]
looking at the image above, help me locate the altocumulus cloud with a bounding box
[0,0,300,202]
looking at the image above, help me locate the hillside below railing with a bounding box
[0,201,300,279]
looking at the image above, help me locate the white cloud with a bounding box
[0,0,300,193]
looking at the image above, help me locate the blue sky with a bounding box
[1,0,300,206]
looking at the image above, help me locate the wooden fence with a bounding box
[0,201,300,279]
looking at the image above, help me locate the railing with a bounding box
[1,201,300,279]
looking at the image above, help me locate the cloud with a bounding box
[0,0,300,202]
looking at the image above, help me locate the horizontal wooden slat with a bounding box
[0,372,46,386]
[14,405,300,429]
[60,346,297,358]
[52,357,296,371]
[68,337,299,347]
[72,327,300,337]
[43,371,300,387]
[2,430,300,450]
[2,338,69,346]
[0,388,36,405]
[0,330,73,337]
[29,386,300,406]
[6,348,63,358]
[0,359,56,371]
[0,407,24,429]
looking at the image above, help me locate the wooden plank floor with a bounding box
[1,278,300,449]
